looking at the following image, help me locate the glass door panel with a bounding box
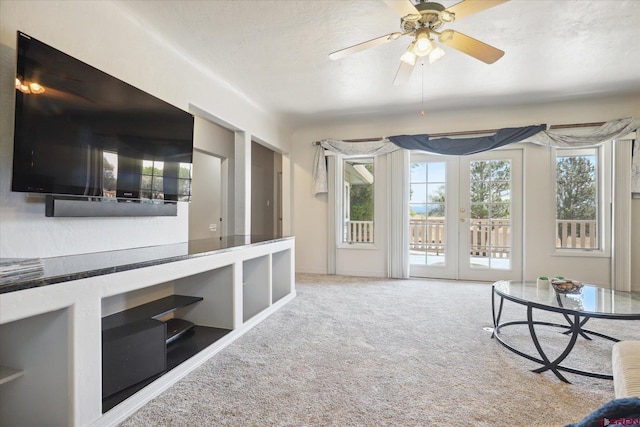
[468,159,512,270]
[409,156,457,279]
[459,152,522,281]
[409,150,522,281]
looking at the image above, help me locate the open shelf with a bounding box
[101,264,237,413]
[272,250,292,304]
[101,293,206,412]
[102,295,203,330]
[102,325,231,413]
[0,308,70,427]
[243,256,271,322]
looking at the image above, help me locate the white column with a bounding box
[234,132,251,235]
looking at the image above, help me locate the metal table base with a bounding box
[491,284,634,383]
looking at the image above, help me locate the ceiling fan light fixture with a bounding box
[413,28,434,57]
[413,38,434,57]
[438,29,454,43]
[404,13,422,22]
[428,46,445,64]
[439,10,455,23]
[400,44,417,66]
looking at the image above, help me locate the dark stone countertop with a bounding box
[0,235,293,295]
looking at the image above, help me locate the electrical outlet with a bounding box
[209,224,217,232]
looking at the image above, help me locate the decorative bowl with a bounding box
[551,279,583,294]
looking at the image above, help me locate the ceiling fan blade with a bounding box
[393,60,416,86]
[329,32,402,60]
[446,0,509,21]
[383,0,420,19]
[438,30,504,64]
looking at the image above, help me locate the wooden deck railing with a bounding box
[411,218,511,256]
[348,218,597,250]
[345,220,374,243]
[555,220,597,249]
[409,218,597,255]
[410,218,446,254]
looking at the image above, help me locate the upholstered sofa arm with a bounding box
[612,341,640,399]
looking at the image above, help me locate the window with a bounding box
[343,158,374,243]
[555,148,599,250]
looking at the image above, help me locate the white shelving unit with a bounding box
[272,249,293,304]
[243,255,271,322]
[0,308,70,427]
[0,237,295,427]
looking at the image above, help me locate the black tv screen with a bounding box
[12,31,194,202]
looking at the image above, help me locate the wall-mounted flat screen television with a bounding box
[12,31,194,203]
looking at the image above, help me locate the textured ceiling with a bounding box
[115,0,640,128]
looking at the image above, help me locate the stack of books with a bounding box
[0,258,44,287]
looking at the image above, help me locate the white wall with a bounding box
[0,1,291,258]
[292,94,640,284]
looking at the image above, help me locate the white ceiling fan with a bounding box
[329,0,509,85]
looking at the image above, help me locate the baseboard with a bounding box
[334,269,387,278]
[295,265,329,275]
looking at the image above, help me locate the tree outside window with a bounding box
[555,149,597,249]
[343,158,374,243]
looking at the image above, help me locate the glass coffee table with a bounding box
[491,280,640,383]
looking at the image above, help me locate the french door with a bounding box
[409,150,522,281]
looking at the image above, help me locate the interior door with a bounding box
[409,150,522,281]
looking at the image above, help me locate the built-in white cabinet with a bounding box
[0,237,294,427]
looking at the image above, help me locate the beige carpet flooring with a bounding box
[119,274,640,426]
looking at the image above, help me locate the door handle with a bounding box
[460,218,466,222]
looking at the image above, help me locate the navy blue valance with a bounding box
[388,124,547,156]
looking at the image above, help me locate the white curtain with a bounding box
[313,139,397,196]
[527,117,640,147]
[312,144,328,195]
[633,140,640,194]
[388,150,410,278]
[319,138,398,156]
